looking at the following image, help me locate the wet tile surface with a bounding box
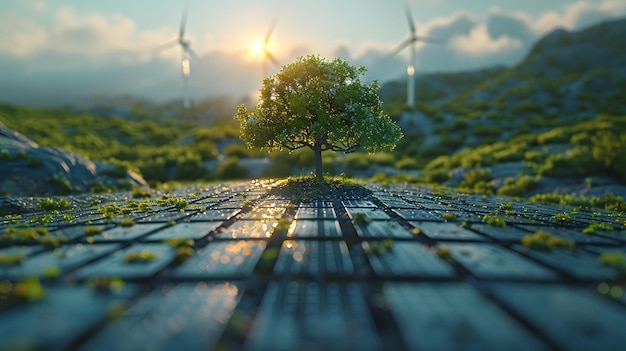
[2,180,626,350]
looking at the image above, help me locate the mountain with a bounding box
[376,17,626,198]
[1,18,625,200]
[383,17,626,119]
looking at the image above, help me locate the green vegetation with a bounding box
[1,226,52,245]
[120,219,135,227]
[442,212,457,221]
[497,175,541,197]
[164,238,194,248]
[174,246,194,263]
[1,35,624,196]
[0,277,46,303]
[215,157,248,180]
[39,235,62,250]
[364,239,394,256]
[482,215,507,227]
[583,221,614,234]
[530,193,625,212]
[0,102,243,185]
[88,277,126,294]
[552,212,572,222]
[0,252,26,266]
[269,174,370,203]
[85,226,104,235]
[459,168,494,195]
[275,218,292,233]
[521,231,576,251]
[123,249,158,263]
[373,110,626,198]
[352,212,372,226]
[235,55,402,181]
[435,246,452,262]
[599,251,626,275]
[38,198,72,211]
[0,149,43,167]
[164,238,195,263]
[131,188,152,199]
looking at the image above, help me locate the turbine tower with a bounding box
[388,3,440,107]
[261,17,281,78]
[161,9,198,109]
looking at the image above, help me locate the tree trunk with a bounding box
[313,141,323,183]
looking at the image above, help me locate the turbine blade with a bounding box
[264,16,279,45]
[179,8,188,38]
[266,51,281,67]
[187,47,200,60]
[404,3,416,35]
[386,37,413,58]
[159,39,180,52]
[416,35,445,45]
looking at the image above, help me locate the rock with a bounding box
[0,124,147,197]
[0,196,33,215]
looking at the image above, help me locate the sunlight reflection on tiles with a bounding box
[240,207,286,220]
[216,220,278,239]
[172,240,266,279]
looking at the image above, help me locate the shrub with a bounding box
[524,150,546,164]
[459,168,494,195]
[395,158,420,170]
[369,153,396,167]
[419,145,450,159]
[139,157,168,182]
[497,175,541,197]
[460,168,492,188]
[216,157,248,180]
[174,155,206,180]
[222,143,251,158]
[537,128,569,145]
[100,164,129,179]
[439,135,465,150]
[344,153,371,171]
[420,169,451,183]
[50,174,80,195]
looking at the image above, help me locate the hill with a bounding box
[373,17,626,198]
[0,17,625,200]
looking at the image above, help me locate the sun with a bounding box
[251,40,265,56]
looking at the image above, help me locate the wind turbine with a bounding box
[161,8,198,109]
[388,3,441,107]
[260,17,281,78]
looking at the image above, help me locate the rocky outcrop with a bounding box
[0,124,147,197]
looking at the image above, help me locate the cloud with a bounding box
[0,1,624,107]
[421,12,477,39]
[0,14,47,57]
[527,0,626,34]
[369,1,625,74]
[450,24,523,56]
[404,11,529,73]
[0,6,173,61]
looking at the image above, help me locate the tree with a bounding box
[235,55,403,182]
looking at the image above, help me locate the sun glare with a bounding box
[251,41,264,56]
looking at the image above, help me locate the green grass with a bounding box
[269,174,370,202]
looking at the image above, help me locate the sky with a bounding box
[1,0,625,107]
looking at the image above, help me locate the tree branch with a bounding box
[281,141,312,151]
[323,143,359,153]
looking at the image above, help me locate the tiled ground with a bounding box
[1,180,626,350]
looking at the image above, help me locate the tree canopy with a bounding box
[235,54,403,181]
